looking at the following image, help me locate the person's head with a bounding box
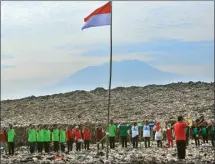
[9,124,13,129]
[110,120,114,125]
[133,122,137,126]
[75,126,79,130]
[145,120,148,125]
[178,116,184,122]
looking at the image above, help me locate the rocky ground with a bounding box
[1,81,214,163]
[1,81,214,127]
[1,141,214,164]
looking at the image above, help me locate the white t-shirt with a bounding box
[143,125,150,137]
[131,126,139,138]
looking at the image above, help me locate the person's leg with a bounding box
[171,139,173,148]
[121,136,124,148]
[181,140,186,159]
[11,142,15,155]
[203,136,206,143]
[194,137,197,147]
[144,137,147,148]
[125,136,128,148]
[148,137,150,147]
[157,141,159,147]
[132,137,135,148]
[176,140,182,159]
[211,134,215,147]
[167,139,170,148]
[113,137,115,149]
[87,140,90,150]
[71,139,74,151]
[76,141,78,151]
[197,137,200,146]
[84,140,87,150]
[135,136,138,148]
[206,135,208,143]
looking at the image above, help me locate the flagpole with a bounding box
[106,0,112,159]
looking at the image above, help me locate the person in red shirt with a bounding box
[74,126,82,151]
[0,128,8,154]
[166,124,174,148]
[96,124,104,150]
[66,126,74,153]
[174,116,189,160]
[83,126,91,150]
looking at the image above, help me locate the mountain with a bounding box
[51,59,182,92]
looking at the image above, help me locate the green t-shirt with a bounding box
[119,125,130,136]
[109,124,116,137]
[201,127,207,136]
[192,127,199,136]
[28,129,36,142]
[8,129,15,142]
[52,129,60,141]
[37,129,44,142]
[60,130,66,143]
[44,130,51,142]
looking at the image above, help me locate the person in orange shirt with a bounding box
[74,126,82,151]
[0,128,8,154]
[83,126,91,150]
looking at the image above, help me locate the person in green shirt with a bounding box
[52,125,60,152]
[60,127,66,152]
[7,124,15,155]
[117,122,131,148]
[36,125,44,153]
[43,125,51,153]
[27,124,36,154]
[108,120,117,149]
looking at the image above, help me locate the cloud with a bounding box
[1,1,214,99]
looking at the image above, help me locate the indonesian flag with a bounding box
[82,1,111,30]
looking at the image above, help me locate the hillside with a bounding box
[1,81,214,127]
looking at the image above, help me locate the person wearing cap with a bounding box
[27,124,36,154]
[109,120,117,149]
[7,124,16,155]
[174,116,189,160]
[52,125,60,152]
[74,126,82,151]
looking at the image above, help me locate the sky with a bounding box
[1,1,214,100]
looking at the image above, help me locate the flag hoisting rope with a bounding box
[81,1,112,159]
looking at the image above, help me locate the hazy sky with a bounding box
[1,1,214,99]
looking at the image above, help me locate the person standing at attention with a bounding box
[7,124,15,156]
[37,125,44,153]
[60,127,66,152]
[131,122,139,148]
[27,124,36,154]
[52,125,60,152]
[109,120,117,149]
[143,120,151,148]
[43,126,51,153]
[174,116,189,161]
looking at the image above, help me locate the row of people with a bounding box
[0,119,214,155]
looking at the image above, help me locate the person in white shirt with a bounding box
[143,120,151,148]
[131,122,139,148]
